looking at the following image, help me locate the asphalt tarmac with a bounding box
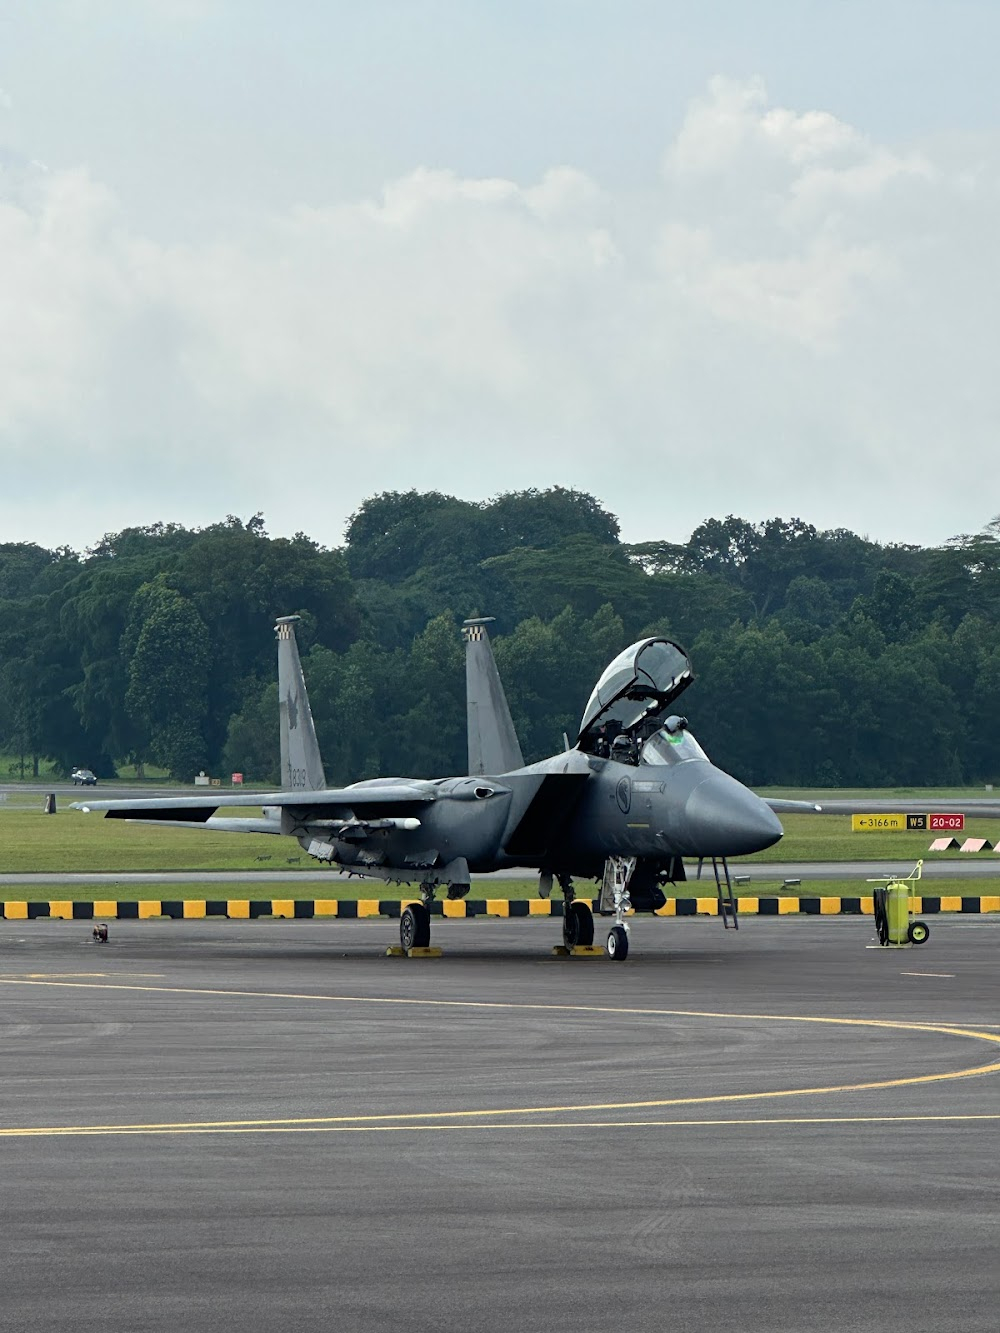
[2,914,999,1332]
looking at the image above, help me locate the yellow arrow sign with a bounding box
[852,813,908,832]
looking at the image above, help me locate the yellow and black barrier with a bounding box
[2,895,999,921]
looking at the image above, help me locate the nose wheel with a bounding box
[607,925,629,960]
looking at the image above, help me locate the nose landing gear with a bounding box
[607,924,629,960]
[601,856,636,962]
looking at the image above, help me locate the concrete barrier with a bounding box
[3,895,1000,920]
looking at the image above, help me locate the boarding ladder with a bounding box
[697,856,739,929]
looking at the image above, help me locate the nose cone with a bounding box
[682,769,784,856]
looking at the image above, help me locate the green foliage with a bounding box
[222,682,280,786]
[0,496,997,788]
[124,580,212,780]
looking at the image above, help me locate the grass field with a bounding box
[758,785,996,800]
[1,800,998,901]
[745,811,1000,863]
[1,805,997,873]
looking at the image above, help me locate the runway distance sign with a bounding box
[851,812,966,833]
[852,814,907,831]
[929,813,965,831]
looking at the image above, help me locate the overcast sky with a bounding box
[1,1,998,554]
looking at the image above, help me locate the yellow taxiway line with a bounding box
[1,976,999,1137]
[3,1114,1000,1139]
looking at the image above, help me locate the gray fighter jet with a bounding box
[74,616,791,960]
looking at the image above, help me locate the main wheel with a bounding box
[607,925,629,961]
[907,920,930,945]
[400,903,431,951]
[563,900,594,948]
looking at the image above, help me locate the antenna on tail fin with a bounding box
[275,616,326,791]
[463,617,524,776]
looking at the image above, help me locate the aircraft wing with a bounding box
[762,796,1000,818]
[764,798,823,814]
[71,784,435,824]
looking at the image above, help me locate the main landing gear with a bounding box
[400,902,431,951]
[395,877,469,955]
[395,882,443,956]
[551,876,600,957]
[563,899,594,949]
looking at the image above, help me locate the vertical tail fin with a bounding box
[275,616,326,791]
[463,617,524,776]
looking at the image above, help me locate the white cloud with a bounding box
[0,77,998,552]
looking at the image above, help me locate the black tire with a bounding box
[400,903,431,951]
[563,900,594,948]
[873,888,889,946]
[907,920,930,945]
[607,925,629,961]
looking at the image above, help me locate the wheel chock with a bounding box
[551,944,606,958]
[385,946,443,958]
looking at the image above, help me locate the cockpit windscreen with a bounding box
[641,724,709,767]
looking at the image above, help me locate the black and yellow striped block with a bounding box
[2,895,999,920]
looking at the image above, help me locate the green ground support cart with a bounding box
[869,859,930,947]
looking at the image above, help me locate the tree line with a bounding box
[1,490,997,788]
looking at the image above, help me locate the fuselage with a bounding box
[326,747,782,881]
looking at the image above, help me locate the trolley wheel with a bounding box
[873,888,889,946]
[907,920,930,945]
[606,925,629,961]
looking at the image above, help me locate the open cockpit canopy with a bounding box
[578,638,693,747]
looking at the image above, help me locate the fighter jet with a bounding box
[74,616,791,960]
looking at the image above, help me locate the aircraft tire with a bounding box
[563,901,594,948]
[907,920,930,945]
[400,903,431,951]
[607,926,629,961]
